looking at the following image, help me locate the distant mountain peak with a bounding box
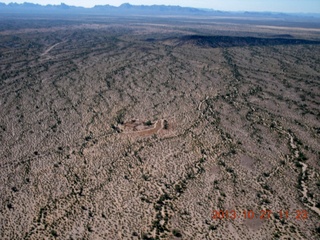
[120,3,133,8]
[0,2,318,18]
[0,1,206,15]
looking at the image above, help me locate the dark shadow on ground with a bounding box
[157,35,320,48]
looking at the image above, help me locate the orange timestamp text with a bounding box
[212,209,308,220]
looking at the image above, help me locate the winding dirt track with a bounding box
[41,40,66,56]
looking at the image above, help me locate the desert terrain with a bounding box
[0,14,320,239]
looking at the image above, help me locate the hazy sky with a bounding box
[2,0,320,13]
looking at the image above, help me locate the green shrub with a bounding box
[144,120,152,126]
[172,229,182,238]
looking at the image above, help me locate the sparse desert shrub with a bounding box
[142,174,149,181]
[297,152,308,161]
[294,137,303,145]
[144,120,152,126]
[164,120,168,129]
[115,110,125,124]
[142,233,153,240]
[186,172,195,179]
[307,192,313,198]
[174,184,184,193]
[273,232,280,238]
[295,162,302,168]
[87,225,93,232]
[226,167,234,173]
[262,198,271,204]
[159,193,171,202]
[152,220,165,233]
[154,204,161,211]
[218,160,225,167]
[230,148,236,154]
[263,184,271,191]
[172,229,182,238]
[51,230,58,237]
[209,225,217,231]
[263,172,270,177]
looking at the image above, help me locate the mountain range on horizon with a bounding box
[0,2,319,18]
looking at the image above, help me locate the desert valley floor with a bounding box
[0,15,320,239]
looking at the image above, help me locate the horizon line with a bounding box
[1,2,320,15]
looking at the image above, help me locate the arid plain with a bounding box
[0,15,320,239]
